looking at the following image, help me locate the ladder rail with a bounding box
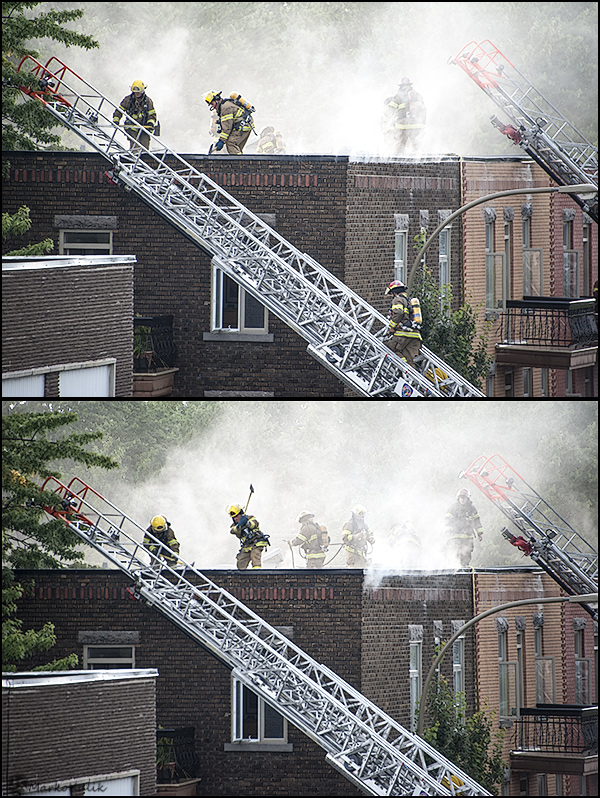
[17,55,484,399]
[451,41,598,223]
[461,455,598,615]
[40,476,489,796]
[451,40,598,182]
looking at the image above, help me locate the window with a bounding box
[523,249,543,296]
[60,229,112,255]
[2,373,45,397]
[504,219,513,300]
[394,216,408,283]
[498,626,517,719]
[485,220,505,310]
[84,645,135,669]
[438,228,451,311]
[452,635,464,698]
[409,634,422,732]
[534,626,555,704]
[212,266,267,334]
[232,678,286,743]
[574,627,591,704]
[523,368,532,397]
[562,219,579,297]
[582,223,591,295]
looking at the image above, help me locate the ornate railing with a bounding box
[498,297,597,348]
[512,705,598,754]
[134,314,178,372]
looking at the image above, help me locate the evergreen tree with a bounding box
[2,1,98,150]
[2,408,117,671]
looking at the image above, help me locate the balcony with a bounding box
[495,297,598,369]
[510,704,598,775]
[133,315,179,397]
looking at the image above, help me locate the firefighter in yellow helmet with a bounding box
[286,511,330,568]
[143,515,180,568]
[205,91,254,155]
[384,280,422,367]
[113,79,157,151]
[342,505,374,568]
[228,504,270,569]
[444,488,484,567]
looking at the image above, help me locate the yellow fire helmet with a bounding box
[151,515,167,531]
[297,511,315,523]
[228,504,243,517]
[351,504,367,516]
[131,79,146,92]
[205,90,221,105]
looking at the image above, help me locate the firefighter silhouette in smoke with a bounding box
[286,511,330,569]
[444,488,484,567]
[342,505,375,568]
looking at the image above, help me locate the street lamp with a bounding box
[407,183,597,292]
[416,591,598,738]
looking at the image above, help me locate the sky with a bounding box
[82,401,597,581]
[35,1,598,158]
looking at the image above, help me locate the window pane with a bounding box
[244,292,265,329]
[222,274,240,329]
[63,231,111,244]
[242,685,259,740]
[87,646,133,658]
[263,701,284,739]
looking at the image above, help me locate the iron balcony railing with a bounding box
[134,314,178,372]
[156,726,199,784]
[513,705,598,755]
[499,297,598,349]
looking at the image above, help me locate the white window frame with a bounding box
[231,677,287,744]
[394,230,408,283]
[84,644,135,669]
[409,639,422,732]
[212,265,268,334]
[59,229,113,255]
[452,635,464,698]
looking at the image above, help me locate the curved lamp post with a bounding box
[416,592,598,738]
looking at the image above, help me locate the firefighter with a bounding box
[286,511,330,568]
[205,91,254,155]
[113,80,157,151]
[144,515,180,568]
[228,504,270,570]
[257,126,276,154]
[388,520,422,568]
[384,280,422,367]
[342,505,374,568]
[444,488,484,567]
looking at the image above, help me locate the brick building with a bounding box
[2,254,135,397]
[2,668,158,796]
[10,566,597,796]
[2,151,597,397]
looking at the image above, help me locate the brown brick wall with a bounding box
[346,160,463,314]
[2,261,133,396]
[2,673,156,796]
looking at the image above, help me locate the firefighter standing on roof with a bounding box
[444,488,484,567]
[205,91,254,155]
[144,515,180,567]
[384,280,422,367]
[342,505,374,568]
[228,504,270,569]
[286,511,330,569]
[113,80,157,151]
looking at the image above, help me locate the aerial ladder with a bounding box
[451,40,598,223]
[16,56,484,398]
[40,475,489,796]
[461,454,598,620]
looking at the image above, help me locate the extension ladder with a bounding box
[451,40,598,223]
[40,476,489,796]
[17,55,484,398]
[461,454,598,620]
